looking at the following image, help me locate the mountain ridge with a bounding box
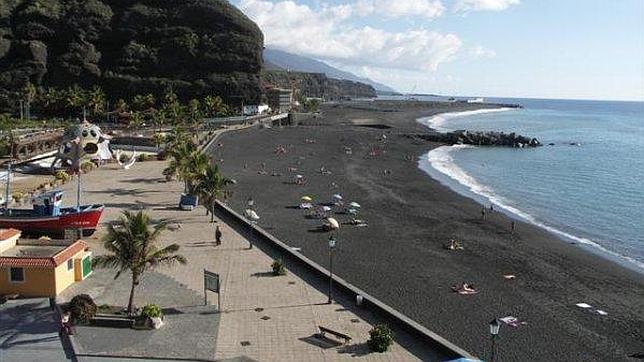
[264,48,397,93]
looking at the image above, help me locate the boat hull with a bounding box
[0,205,104,237]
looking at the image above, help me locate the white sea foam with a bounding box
[417,107,514,133]
[416,109,644,272]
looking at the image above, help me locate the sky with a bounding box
[233,0,644,101]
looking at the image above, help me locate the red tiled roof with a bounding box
[0,228,21,240]
[0,240,88,269]
[52,240,88,266]
[0,257,55,268]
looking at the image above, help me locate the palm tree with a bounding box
[196,163,233,222]
[162,140,196,191]
[114,98,129,113]
[129,112,145,129]
[93,210,187,314]
[87,86,106,118]
[162,89,182,125]
[39,87,62,116]
[184,151,209,194]
[22,82,37,120]
[187,99,202,128]
[203,95,226,117]
[64,85,86,116]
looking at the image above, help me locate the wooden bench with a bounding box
[318,326,352,344]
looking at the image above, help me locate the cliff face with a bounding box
[263,70,376,100]
[0,0,264,108]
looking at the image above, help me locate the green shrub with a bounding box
[368,324,394,353]
[156,150,167,161]
[55,170,71,183]
[80,161,95,173]
[11,192,24,203]
[118,153,131,164]
[69,294,97,324]
[142,304,162,318]
[271,259,286,276]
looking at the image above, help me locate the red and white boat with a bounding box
[0,190,103,237]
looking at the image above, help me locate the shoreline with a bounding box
[415,110,644,275]
[216,100,644,360]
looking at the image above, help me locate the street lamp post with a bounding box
[246,197,255,249]
[327,235,336,304]
[489,318,501,362]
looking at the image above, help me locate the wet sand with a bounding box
[216,100,644,361]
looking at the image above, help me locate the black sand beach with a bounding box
[215,101,644,361]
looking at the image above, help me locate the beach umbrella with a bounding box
[349,201,361,208]
[332,194,343,200]
[301,195,313,202]
[327,217,339,229]
[296,174,304,179]
[300,203,313,209]
[347,208,358,215]
[322,206,332,212]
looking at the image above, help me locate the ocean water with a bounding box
[414,98,644,272]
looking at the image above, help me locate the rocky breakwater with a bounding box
[407,130,541,148]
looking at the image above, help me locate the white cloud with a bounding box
[453,0,519,12]
[355,0,444,19]
[469,45,496,58]
[238,0,461,72]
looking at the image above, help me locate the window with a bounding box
[67,259,74,271]
[9,267,24,282]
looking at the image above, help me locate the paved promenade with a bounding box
[0,298,72,361]
[55,159,444,361]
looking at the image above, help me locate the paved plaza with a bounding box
[0,298,72,361]
[54,158,443,361]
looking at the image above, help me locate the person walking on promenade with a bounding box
[481,207,486,220]
[511,221,516,234]
[215,225,222,246]
[60,311,73,335]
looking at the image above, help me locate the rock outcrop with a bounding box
[0,0,264,109]
[263,70,376,100]
[407,130,541,148]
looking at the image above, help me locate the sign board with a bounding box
[204,270,219,293]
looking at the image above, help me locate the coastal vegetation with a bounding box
[92,210,187,315]
[68,294,98,325]
[367,324,394,353]
[162,126,233,218]
[2,84,232,126]
[271,259,286,276]
[196,164,234,222]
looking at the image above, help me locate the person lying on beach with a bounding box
[445,239,464,250]
[349,218,368,226]
[452,283,477,295]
